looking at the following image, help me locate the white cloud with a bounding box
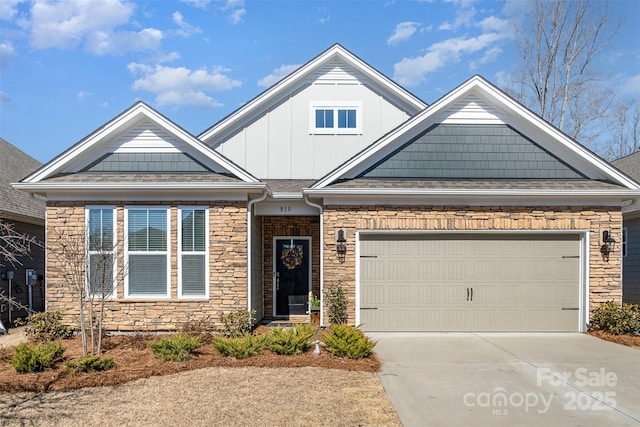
[0,0,23,21]
[220,0,245,24]
[171,11,201,37]
[393,32,506,86]
[622,74,640,96]
[387,22,420,46]
[439,0,476,31]
[128,63,241,108]
[0,41,16,69]
[28,0,163,55]
[77,91,92,102]
[85,28,163,55]
[0,91,10,104]
[257,64,301,88]
[394,5,512,87]
[179,0,212,9]
[227,7,245,24]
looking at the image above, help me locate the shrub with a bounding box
[322,325,376,359]
[590,301,640,335]
[10,341,65,373]
[66,355,114,374]
[149,334,202,361]
[15,311,73,343]
[325,283,348,325]
[220,309,256,337]
[267,324,315,355]
[181,317,217,343]
[213,334,266,359]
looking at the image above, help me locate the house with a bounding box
[1,138,46,326]
[15,44,640,332]
[612,151,640,304]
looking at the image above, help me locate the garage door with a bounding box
[359,234,581,332]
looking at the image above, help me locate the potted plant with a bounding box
[309,292,321,325]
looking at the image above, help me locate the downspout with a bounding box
[247,191,268,320]
[303,195,324,326]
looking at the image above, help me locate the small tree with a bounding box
[49,226,126,356]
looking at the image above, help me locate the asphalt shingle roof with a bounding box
[326,178,626,191]
[0,138,45,222]
[42,172,243,184]
[612,151,640,214]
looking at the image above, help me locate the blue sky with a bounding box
[1,0,639,163]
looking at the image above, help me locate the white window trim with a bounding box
[309,101,363,134]
[178,206,209,299]
[85,206,117,300]
[124,206,171,299]
[622,227,627,257]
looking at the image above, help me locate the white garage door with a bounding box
[359,234,581,332]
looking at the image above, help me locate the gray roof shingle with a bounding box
[613,151,640,213]
[326,178,626,191]
[0,138,45,222]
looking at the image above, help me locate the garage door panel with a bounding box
[360,234,580,332]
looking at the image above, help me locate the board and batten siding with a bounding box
[215,70,413,179]
[623,218,640,304]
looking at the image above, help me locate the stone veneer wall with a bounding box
[46,201,248,331]
[262,216,320,318]
[322,205,623,326]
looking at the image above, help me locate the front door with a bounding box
[274,237,311,317]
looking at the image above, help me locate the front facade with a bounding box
[613,151,640,304]
[17,45,640,332]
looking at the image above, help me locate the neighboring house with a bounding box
[612,151,640,304]
[0,138,46,326]
[15,45,640,333]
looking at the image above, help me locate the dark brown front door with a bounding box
[274,238,310,316]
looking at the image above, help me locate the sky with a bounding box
[0,0,639,164]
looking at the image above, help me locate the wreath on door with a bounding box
[281,245,303,270]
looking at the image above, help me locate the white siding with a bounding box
[111,120,183,153]
[215,79,413,180]
[438,94,506,124]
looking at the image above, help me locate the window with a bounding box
[622,227,627,257]
[125,207,169,298]
[310,102,362,134]
[179,208,208,297]
[87,207,116,298]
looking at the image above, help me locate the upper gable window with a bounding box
[310,102,362,134]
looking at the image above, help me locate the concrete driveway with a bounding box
[370,333,640,427]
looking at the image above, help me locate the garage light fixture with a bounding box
[336,230,347,263]
[601,230,616,259]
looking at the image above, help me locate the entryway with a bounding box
[273,237,311,317]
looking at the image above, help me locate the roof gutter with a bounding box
[303,195,324,326]
[247,189,270,320]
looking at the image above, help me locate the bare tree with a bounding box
[0,220,39,269]
[0,220,40,316]
[48,227,125,355]
[509,0,617,146]
[605,101,640,160]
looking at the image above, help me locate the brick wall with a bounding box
[322,205,623,325]
[46,201,248,331]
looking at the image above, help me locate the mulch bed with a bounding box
[0,328,379,394]
[586,330,640,349]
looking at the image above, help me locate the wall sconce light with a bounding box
[601,230,616,259]
[336,230,347,263]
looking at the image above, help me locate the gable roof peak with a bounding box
[198,43,427,144]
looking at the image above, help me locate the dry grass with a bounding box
[0,328,398,426]
[0,366,399,426]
